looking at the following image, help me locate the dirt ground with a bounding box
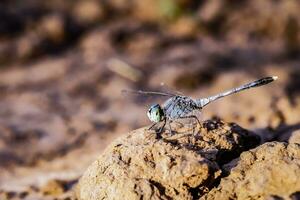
[0,1,300,199]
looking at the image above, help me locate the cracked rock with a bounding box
[77,120,260,200]
[202,142,300,200]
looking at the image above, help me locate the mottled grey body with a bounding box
[161,76,277,122]
[123,76,278,133]
[162,96,199,120]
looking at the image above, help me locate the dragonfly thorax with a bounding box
[162,96,199,120]
[147,104,165,123]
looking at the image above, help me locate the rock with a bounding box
[167,16,198,38]
[41,180,65,196]
[39,14,65,43]
[197,0,223,23]
[289,130,300,144]
[77,120,260,200]
[72,0,105,26]
[202,142,300,200]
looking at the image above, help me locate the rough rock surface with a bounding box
[289,130,300,144]
[202,142,300,200]
[77,120,260,200]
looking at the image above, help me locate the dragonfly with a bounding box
[123,76,278,134]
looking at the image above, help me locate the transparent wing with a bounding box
[121,89,176,105]
[121,89,176,97]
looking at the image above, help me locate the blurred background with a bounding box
[0,0,300,199]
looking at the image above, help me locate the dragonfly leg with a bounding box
[157,118,166,133]
[148,123,157,130]
[148,120,166,139]
[179,115,201,126]
[167,120,175,135]
[172,120,184,128]
[150,119,165,139]
[179,115,202,134]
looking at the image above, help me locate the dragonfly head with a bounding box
[147,104,165,123]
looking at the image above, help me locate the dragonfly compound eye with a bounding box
[147,104,164,123]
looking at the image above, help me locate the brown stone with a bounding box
[202,142,300,200]
[41,180,65,196]
[77,120,259,199]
